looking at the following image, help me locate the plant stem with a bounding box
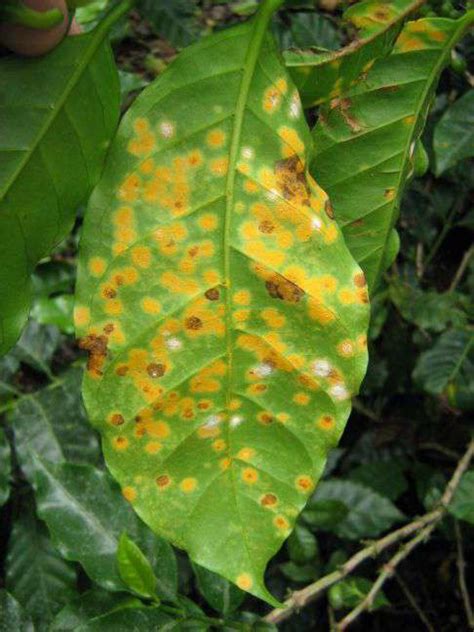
[449,243,474,292]
[263,437,474,625]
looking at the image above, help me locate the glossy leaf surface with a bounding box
[76,1,369,602]
[117,533,158,599]
[0,9,120,356]
[311,13,474,291]
[285,0,423,107]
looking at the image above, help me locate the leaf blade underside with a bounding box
[76,4,369,603]
[310,13,474,292]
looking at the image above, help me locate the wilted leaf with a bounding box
[0,427,11,506]
[448,470,474,525]
[0,590,34,632]
[75,1,369,602]
[10,368,101,482]
[6,500,77,629]
[413,329,474,395]
[117,533,159,600]
[313,479,404,539]
[285,0,422,107]
[434,89,474,175]
[0,6,122,356]
[193,563,245,615]
[311,13,474,291]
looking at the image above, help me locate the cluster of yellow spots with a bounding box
[261,307,285,329]
[113,206,136,256]
[181,297,225,339]
[128,118,155,156]
[395,20,447,53]
[191,358,227,394]
[237,333,293,374]
[262,78,287,114]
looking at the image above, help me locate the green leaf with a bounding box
[193,563,245,615]
[274,12,341,51]
[74,607,174,631]
[11,320,62,377]
[6,500,77,629]
[50,589,143,632]
[75,0,369,602]
[286,524,319,564]
[448,470,474,524]
[31,295,75,335]
[0,427,11,506]
[285,0,422,107]
[349,459,408,501]
[137,0,200,47]
[302,498,348,530]
[413,329,474,395]
[329,577,389,610]
[313,479,404,539]
[434,89,474,174]
[117,533,159,600]
[0,590,34,632]
[310,13,474,291]
[10,368,101,482]
[279,561,319,583]
[0,6,121,357]
[30,456,177,597]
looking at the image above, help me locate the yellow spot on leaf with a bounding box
[131,246,152,269]
[89,257,106,277]
[141,297,162,315]
[236,573,253,590]
[122,486,136,502]
[242,467,258,485]
[180,477,198,493]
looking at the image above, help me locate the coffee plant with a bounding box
[1,0,473,630]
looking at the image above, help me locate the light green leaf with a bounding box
[285,0,423,107]
[0,4,122,357]
[31,295,75,335]
[0,427,11,506]
[6,500,77,629]
[117,533,159,600]
[329,577,389,610]
[50,589,143,632]
[0,590,34,632]
[75,0,369,602]
[413,329,474,395]
[10,368,101,482]
[311,13,474,291]
[449,470,474,525]
[313,479,404,539]
[434,89,474,174]
[193,563,245,616]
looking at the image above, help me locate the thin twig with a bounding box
[418,442,461,461]
[449,244,474,292]
[454,520,474,629]
[394,571,435,632]
[264,438,474,625]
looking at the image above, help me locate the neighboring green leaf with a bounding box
[302,498,348,530]
[75,0,369,602]
[285,0,423,107]
[279,561,319,583]
[0,590,34,632]
[31,295,75,335]
[448,470,474,525]
[0,427,11,506]
[30,456,176,597]
[329,577,389,610]
[6,501,77,629]
[0,5,121,357]
[74,607,174,631]
[137,0,200,47]
[50,589,143,632]
[413,329,474,395]
[0,353,20,399]
[349,459,408,501]
[117,533,159,600]
[286,524,319,564]
[274,12,341,51]
[11,320,62,377]
[312,480,404,539]
[10,368,101,482]
[311,13,474,291]
[434,89,474,174]
[193,563,245,616]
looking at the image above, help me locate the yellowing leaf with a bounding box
[75,0,369,603]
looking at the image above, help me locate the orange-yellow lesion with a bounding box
[296,474,314,493]
[293,392,310,406]
[118,173,142,202]
[236,573,253,590]
[122,486,136,501]
[206,129,226,148]
[273,515,290,531]
[237,447,255,461]
[74,305,91,327]
[278,126,305,158]
[190,358,227,393]
[242,467,258,484]
[317,415,335,431]
[180,477,198,493]
[88,257,106,277]
[210,157,229,176]
[112,436,129,451]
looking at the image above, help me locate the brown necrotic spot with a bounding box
[354,272,366,287]
[103,323,115,334]
[78,333,108,377]
[156,474,170,488]
[260,493,278,507]
[103,286,117,299]
[259,220,274,234]
[324,199,334,219]
[205,287,220,301]
[110,413,125,426]
[147,363,166,378]
[185,316,203,330]
[116,365,129,377]
[265,273,305,303]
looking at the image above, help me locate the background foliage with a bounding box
[1,0,473,630]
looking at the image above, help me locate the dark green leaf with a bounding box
[313,480,404,539]
[274,12,340,50]
[349,459,408,501]
[279,561,319,583]
[10,368,100,482]
[74,607,174,631]
[0,354,20,399]
[286,524,319,563]
[434,89,474,174]
[193,563,245,616]
[75,0,369,603]
[117,533,158,600]
[6,501,77,629]
[413,329,474,395]
[0,427,11,506]
[11,320,61,377]
[448,470,474,524]
[0,10,121,356]
[137,0,200,47]
[329,577,389,610]
[311,13,474,291]
[0,590,34,632]
[302,498,348,530]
